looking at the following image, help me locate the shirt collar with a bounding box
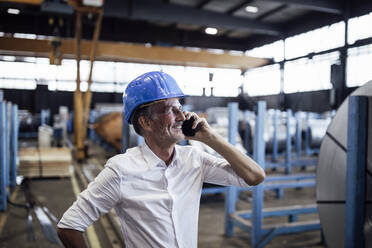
[171,145,180,167]
[140,142,180,169]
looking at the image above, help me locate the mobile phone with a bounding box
[182,116,199,136]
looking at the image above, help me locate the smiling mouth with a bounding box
[173,123,183,129]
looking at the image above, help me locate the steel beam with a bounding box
[0,37,268,70]
[1,0,42,4]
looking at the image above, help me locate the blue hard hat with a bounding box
[123,71,186,124]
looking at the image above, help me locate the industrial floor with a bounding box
[0,140,325,248]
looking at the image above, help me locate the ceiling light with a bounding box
[205,27,218,35]
[7,8,20,15]
[245,6,258,13]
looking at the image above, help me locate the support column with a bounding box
[10,104,18,188]
[305,112,311,156]
[272,109,279,161]
[244,110,250,156]
[5,103,10,188]
[251,101,266,247]
[344,96,367,247]
[0,102,7,211]
[295,112,301,158]
[73,11,84,160]
[285,109,292,174]
[225,102,239,237]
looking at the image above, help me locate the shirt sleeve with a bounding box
[199,149,251,188]
[57,162,121,232]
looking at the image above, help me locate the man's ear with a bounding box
[138,115,152,132]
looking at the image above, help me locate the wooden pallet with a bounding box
[18,147,72,178]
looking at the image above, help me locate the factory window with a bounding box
[347,44,372,87]
[285,22,345,60]
[35,63,58,81]
[57,59,77,81]
[114,82,127,93]
[0,79,36,90]
[207,68,242,97]
[181,66,210,96]
[0,61,36,79]
[92,61,116,82]
[245,40,284,62]
[160,65,188,93]
[90,82,116,92]
[243,64,281,96]
[115,62,162,83]
[348,12,372,44]
[283,52,339,93]
[48,80,76,91]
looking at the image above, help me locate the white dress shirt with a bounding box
[58,143,250,248]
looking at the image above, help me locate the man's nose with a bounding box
[176,110,186,121]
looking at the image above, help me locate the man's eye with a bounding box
[170,106,181,114]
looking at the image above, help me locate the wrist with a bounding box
[203,130,221,146]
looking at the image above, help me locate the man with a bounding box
[57,71,265,248]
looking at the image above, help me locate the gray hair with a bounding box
[130,105,157,136]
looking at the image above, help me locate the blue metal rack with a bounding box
[225,101,321,248]
[202,102,239,196]
[344,95,368,247]
[272,109,279,162]
[202,104,316,198]
[200,103,311,197]
[265,109,318,174]
[202,173,316,197]
[0,102,19,211]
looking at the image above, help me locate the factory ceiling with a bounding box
[0,0,372,52]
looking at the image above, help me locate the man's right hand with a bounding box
[57,228,89,248]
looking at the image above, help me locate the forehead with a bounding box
[153,98,181,112]
[153,98,181,109]
[163,98,181,106]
